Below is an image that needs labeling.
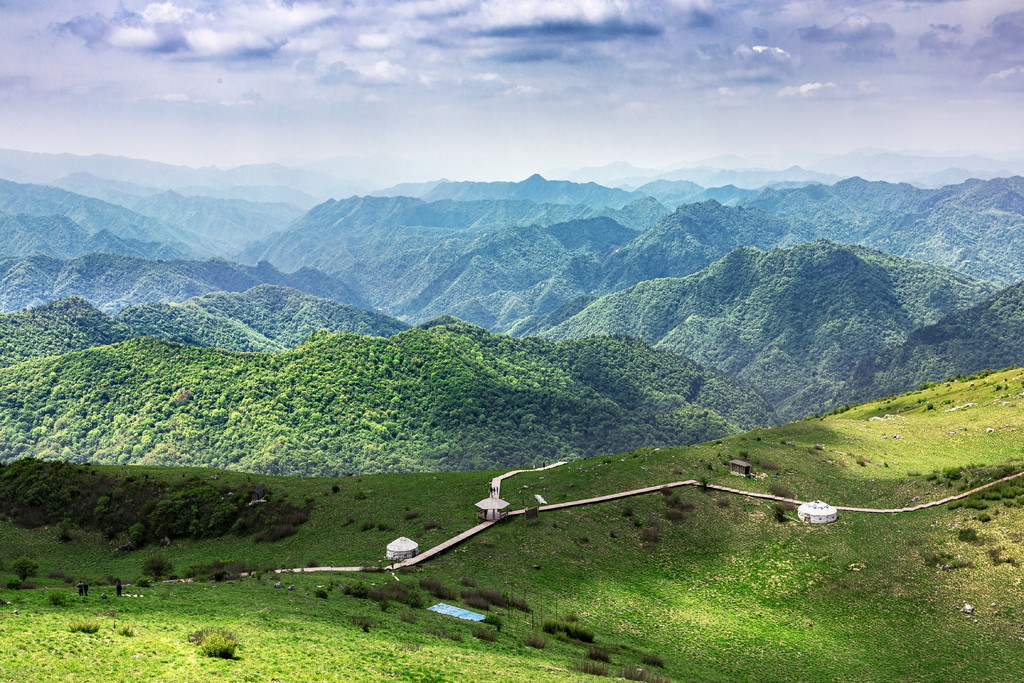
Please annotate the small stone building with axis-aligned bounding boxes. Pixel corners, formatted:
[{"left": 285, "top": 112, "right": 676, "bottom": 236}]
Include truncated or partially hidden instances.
[
  {"left": 797, "top": 500, "right": 838, "bottom": 524},
  {"left": 729, "top": 459, "right": 752, "bottom": 477},
  {"left": 386, "top": 537, "right": 419, "bottom": 561}
]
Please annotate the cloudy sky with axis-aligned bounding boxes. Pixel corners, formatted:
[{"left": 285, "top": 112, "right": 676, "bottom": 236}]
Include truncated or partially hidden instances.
[{"left": 1, "top": 0, "right": 1022, "bottom": 178}]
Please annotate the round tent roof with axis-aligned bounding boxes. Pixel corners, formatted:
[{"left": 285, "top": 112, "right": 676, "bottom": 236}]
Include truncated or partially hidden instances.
[
  {"left": 797, "top": 500, "right": 838, "bottom": 518},
  {"left": 386, "top": 536, "right": 419, "bottom": 552},
  {"left": 475, "top": 496, "right": 510, "bottom": 510}
]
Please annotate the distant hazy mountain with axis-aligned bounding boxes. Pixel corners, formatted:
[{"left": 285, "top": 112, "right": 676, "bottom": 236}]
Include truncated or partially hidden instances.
[
  {"left": 0, "top": 322, "right": 777, "bottom": 474},
  {"left": 372, "top": 174, "right": 643, "bottom": 209},
  {"left": 633, "top": 180, "right": 760, "bottom": 207},
  {"left": 844, "top": 282, "right": 1024, "bottom": 402},
  {"left": 744, "top": 176, "right": 1024, "bottom": 283},
  {"left": 0, "top": 179, "right": 208, "bottom": 258},
  {"left": 537, "top": 241, "right": 997, "bottom": 419},
  {"left": 808, "top": 151, "right": 1024, "bottom": 184},
  {"left": 118, "top": 285, "right": 407, "bottom": 352},
  {"left": 115, "top": 191, "right": 303, "bottom": 254},
  {"left": 0, "top": 212, "right": 186, "bottom": 261},
  {"left": 0, "top": 254, "right": 364, "bottom": 313}
]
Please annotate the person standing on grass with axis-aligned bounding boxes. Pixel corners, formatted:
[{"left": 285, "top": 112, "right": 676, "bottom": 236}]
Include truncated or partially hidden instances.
[
  {"left": 116, "top": 580, "right": 122, "bottom": 597},
  {"left": 83, "top": 582, "right": 89, "bottom": 596},
  {"left": 77, "top": 581, "right": 85, "bottom": 596}
]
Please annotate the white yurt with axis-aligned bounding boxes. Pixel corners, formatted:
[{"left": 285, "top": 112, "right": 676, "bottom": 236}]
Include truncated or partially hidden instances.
[
  {"left": 797, "top": 500, "right": 838, "bottom": 524},
  {"left": 386, "top": 537, "right": 419, "bottom": 560}
]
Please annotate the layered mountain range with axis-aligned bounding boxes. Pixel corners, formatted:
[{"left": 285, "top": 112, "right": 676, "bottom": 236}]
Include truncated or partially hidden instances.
[{"left": 0, "top": 153, "right": 1021, "bottom": 472}]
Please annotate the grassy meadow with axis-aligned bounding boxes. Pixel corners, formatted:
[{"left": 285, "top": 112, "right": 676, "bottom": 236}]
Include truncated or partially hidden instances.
[{"left": 1, "top": 368, "right": 1023, "bottom": 681}]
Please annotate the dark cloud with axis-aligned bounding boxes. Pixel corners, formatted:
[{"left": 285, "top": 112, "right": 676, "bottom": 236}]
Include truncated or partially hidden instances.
[
  {"left": 53, "top": 12, "right": 115, "bottom": 47},
  {"left": 479, "top": 18, "right": 663, "bottom": 42},
  {"left": 798, "top": 15, "right": 895, "bottom": 60},
  {"left": 686, "top": 9, "right": 716, "bottom": 29},
  {"left": 918, "top": 24, "right": 962, "bottom": 54},
  {"left": 971, "top": 10, "right": 1024, "bottom": 63},
  {"left": 490, "top": 46, "right": 567, "bottom": 63}
]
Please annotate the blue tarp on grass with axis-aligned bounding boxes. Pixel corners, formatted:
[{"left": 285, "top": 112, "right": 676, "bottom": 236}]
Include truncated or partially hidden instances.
[{"left": 428, "top": 603, "right": 486, "bottom": 621}]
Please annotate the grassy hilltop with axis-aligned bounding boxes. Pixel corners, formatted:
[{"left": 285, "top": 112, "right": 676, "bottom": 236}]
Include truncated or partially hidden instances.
[{"left": 1, "top": 368, "right": 1024, "bottom": 681}]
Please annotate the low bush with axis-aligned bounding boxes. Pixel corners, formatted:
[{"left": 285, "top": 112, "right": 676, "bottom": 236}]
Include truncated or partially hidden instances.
[
  {"left": 5, "top": 578, "right": 22, "bottom": 590},
  {"left": 958, "top": 528, "right": 979, "bottom": 543},
  {"left": 198, "top": 632, "right": 239, "bottom": 659},
  {"left": 48, "top": 591, "right": 69, "bottom": 606},
  {"left": 419, "top": 578, "right": 456, "bottom": 600},
  {"left": 117, "top": 624, "right": 135, "bottom": 637},
  {"left": 769, "top": 484, "right": 794, "bottom": 499},
  {"left": 428, "top": 628, "right": 462, "bottom": 642},
  {"left": 69, "top": 619, "right": 102, "bottom": 633},
  {"left": 573, "top": 659, "right": 608, "bottom": 676},
  {"left": 524, "top": 633, "right": 547, "bottom": 649},
  {"left": 587, "top": 646, "right": 611, "bottom": 662},
  {"left": 640, "top": 653, "right": 665, "bottom": 668},
  {"left": 473, "top": 628, "right": 496, "bottom": 642},
  {"left": 314, "top": 588, "right": 329, "bottom": 600},
  {"left": 483, "top": 613, "right": 502, "bottom": 631},
  {"left": 542, "top": 618, "right": 595, "bottom": 643}
]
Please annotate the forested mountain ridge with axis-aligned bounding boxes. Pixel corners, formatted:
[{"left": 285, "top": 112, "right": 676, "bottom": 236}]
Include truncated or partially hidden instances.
[
  {"left": 0, "top": 253, "right": 364, "bottom": 312},
  {"left": 0, "top": 178, "right": 208, "bottom": 258},
  {"left": 844, "top": 281, "right": 1024, "bottom": 401},
  {"left": 0, "top": 323, "right": 777, "bottom": 475},
  {"left": 538, "top": 241, "right": 997, "bottom": 419},
  {"left": 0, "top": 212, "right": 181, "bottom": 260},
  {"left": 118, "top": 285, "right": 408, "bottom": 352},
  {"left": 0, "top": 296, "right": 133, "bottom": 368},
  {"left": 743, "top": 176, "right": 1024, "bottom": 283}
]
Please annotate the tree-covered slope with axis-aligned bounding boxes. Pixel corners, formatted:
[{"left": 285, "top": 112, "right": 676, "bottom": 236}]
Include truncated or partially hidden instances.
[
  {"left": 0, "top": 323, "right": 776, "bottom": 475},
  {"left": 744, "top": 176, "right": 1024, "bottom": 283},
  {"left": 0, "top": 179, "right": 207, "bottom": 258},
  {"left": 117, "top": 285, "right": 408, "bottom": 352},
  {"left": 0, "top": 212, "right": 182, "bottom": 261},
  {"left": 0, "top": 254, "right": 364, "bottom": 313},
  {"left": 844, "top": 281, "right": 1024, "bottom": 401},
  {"left": 0, "top": 296, "right": 133, "bottom": 368},
  {"left": 540, "top": 241, "right": 997, "bottom": 419},
  {"left": 418, "top": 174, "right": 642, "bottom": 208}
]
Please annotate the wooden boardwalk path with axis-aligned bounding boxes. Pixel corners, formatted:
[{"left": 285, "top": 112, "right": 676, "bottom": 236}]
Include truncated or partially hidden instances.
[{"left": 276, "top": 465, "right": 1024, "bottom": 575}]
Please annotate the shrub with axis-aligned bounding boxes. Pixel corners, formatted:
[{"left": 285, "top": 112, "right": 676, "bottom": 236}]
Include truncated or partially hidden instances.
[
  {"left": 510, "top": 596, "right": 531, "bottom": 613},
  {"left": 621, "top": 664, "right": 652, "bottom": 681},
  {"left": 639, "top": 523, "right": 661, "bottom": 544},
  {"left": 117, "top": 624, "right": 135, "bottom": 637},
  {"left": 190, "top": 628, "right": 239, "bottom": 658},
  {"left": 462, "top": 592, "right": 491, "bottom": 610},
  {"left": 587, "top": 646, "right": 611, "bottom": 662},
  {"left": 542, "top": 618, "right": 595, "bottom": 643},
  {"left": 483, "top": 613, "right": 503, "bottom": 631},
  {"left": 772, "top": 502, "right": 795, "bottom": 523},
  {"left": 460, "top": 577, "right": 476, "bottom": 587},
  {"left": 12, "top": 556, "right": 38, "bottom": 581},
  {"left": 978, "top": 513, "right": 992, "bottom": 523},
  {"left": 640, "top": 653, "right": 665, "bottom": 668},
  {"left": 135, "top": 578, "right": 152, "bottom": 588},
  {"left": 769, "top": 484, "right": 793, "bottom": 499},
  {"left": 473, "top": 628, "right": 496, "bottom": 642},
  {"left": 5, "top": 578, "right": 22, "bottom": 590},
  {"left": 314, "top": 588, "right": 329, "bottom": 600},
  {"left": 524, "top": 633, "right": 547, "bottom": 649},
  {"left": 419, "top": 578, "right": 455, "bottom": 600},
  {"left": 142, "top": 553, "right": 173, "bottom": 579},
  {"left": 404, "top": 510, "right": 420, "bottom": 520},
  {"left": 343, "top": 581, "right": 369, "bottom": 598},
  {"left": 253, "top": 523, "right": 297, "bottom": 543},
  {"left": 48, "top": 591, "right": 69, "bottom": 606},
  {"left": 400, "top": 612, "right": 417, "bottom": 624},
  {"left": 573, "top": 659, "right": 608, "bottom": 676},
  {"left": 69, "top": 618, "right": 102, "bottom": 633},
  {"left": 428, "top": 628, "right": 462, "bottom": 641},
  {"left": 664, "top": 508, "right": 687, "bottom": 522},
  {"left": 958, "top": 528, "right": 979, "bottom": 543}
]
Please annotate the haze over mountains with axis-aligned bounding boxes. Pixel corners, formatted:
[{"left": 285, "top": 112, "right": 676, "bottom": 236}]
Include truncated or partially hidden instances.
[{"left": 0, "top": 146, "right": 1022, "bottom": 471}]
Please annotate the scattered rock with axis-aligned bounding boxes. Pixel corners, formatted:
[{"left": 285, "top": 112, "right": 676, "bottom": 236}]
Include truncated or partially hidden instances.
[
  {"left": 274, "top": 582, "right": 284, "bottom": 589},
  {"left": 101, "top": 593, "right": 108, "bottom": 599},
  {"left": 911, "top": 496, "right": 922, "bottom": 502},
  {"left": 960, "top": 603, "right": 975, "bottom": 614},
  {"left": 533, "top": 564, "right": 541, "bottom": 570},
  {"left": 288, "top": 585, "right": 296, "bottom": 591},
  {"left": 986, "top": 428, "right": 995, "bottom": 433}
]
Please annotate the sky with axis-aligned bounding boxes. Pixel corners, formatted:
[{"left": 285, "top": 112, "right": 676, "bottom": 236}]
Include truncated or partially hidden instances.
[{"left": 1, "top": 0, "right": 1023, "bottom": 179}]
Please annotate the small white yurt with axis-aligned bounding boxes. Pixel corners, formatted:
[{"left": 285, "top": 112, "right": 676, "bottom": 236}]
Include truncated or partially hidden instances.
[
  {"left": 797, "top": 500, "right": 838, "bottom": 524},
  {"left": 386, "top": 536, "right": 419, "bottom": 560}
]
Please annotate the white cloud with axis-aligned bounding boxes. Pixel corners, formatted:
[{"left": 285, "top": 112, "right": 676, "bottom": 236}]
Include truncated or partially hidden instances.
[
  {"left": 357, "top": 60, "right": 408, "bottom": 84},
  {"left": 983, "top": 65, "right": 1024, "bottom": 89},
  {"left": 356, "top": 33, "right": 394, "bottom": 50},
  {"left": 777, "top": 81, "right": 838, "bottom": 98}
]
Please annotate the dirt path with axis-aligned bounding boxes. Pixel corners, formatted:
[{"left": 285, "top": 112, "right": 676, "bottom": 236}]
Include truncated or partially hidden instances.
[{"left": 276, "top": 466, "right": 1024, "bottom": 575}]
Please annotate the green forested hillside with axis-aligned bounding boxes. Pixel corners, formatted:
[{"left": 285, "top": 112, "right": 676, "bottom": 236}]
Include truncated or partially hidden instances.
[
  {"left": 0, "top": 296, "right": 133, "bottom": 368},
  {"left": 0, "top": 253, "right": 364, "bottom": 312},
  {"left": 0, "top": 212, "right": 181, "bottom": 260},
  {"left": 845, "top": 282, "right": 1024, "bottom": 400},
  {"left": 0, "top": 179, "right": 207, "bottom": 258},
  {"left": 540, "top": 241, "right": 996, "bottom": 418},
  {"left": 0, "top": 323, "right": 776, "bottom": 475},
  {"left": 418, "top": 174, "right": 642, "bottom": 208},
  {"left": 117, "top": 285, "right": 408, "bottom": 352},
  {"left": 744, "top": 176, "right": 1024, "bottom": 283}
]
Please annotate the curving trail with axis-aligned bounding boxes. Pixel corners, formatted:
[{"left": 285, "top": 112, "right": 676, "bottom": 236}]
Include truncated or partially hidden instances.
[{"left": 275, "top": 465, "right": 1024, "bottom": 575}]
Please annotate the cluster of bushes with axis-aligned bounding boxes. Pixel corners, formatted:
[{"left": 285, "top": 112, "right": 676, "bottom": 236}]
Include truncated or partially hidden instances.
[
  {"left": 343, "top": 580, "right": 425, "bottom": 610},
  {"left": 542, "top": 618, "right": 595, "bottom": 643},
  {"left": 0, "top": 460, "right": 311, "bottom": 548},
  {"left": 189, "top": 628, "right": 240, "bottom": 659}
]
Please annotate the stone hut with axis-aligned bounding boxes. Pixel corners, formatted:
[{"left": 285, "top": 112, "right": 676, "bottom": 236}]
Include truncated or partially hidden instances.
[{"left": 729, "top": 459, "right": 752, "bottom": 477}]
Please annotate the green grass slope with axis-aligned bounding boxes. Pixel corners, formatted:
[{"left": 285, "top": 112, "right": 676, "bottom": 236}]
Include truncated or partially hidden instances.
[
  {"left": 0, "top": 322, "right": 776, "bottom": 475},
  {"left": 2, "top": 369, "right": 1024, "bottom": 681},
  {"left": 845, "top": 281, "right": 1024, "bottom": 402},
  {"left": 539, "top": 241, "right": 996, "bottom": 420}
]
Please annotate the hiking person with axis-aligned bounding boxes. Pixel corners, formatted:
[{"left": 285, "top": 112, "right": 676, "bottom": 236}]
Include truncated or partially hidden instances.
[
  {"left": 115, "top": 580, "right": 122, "bottom": 597},
  {"left": 77, "top": 581, "right": 85, "bottom": 596}
]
